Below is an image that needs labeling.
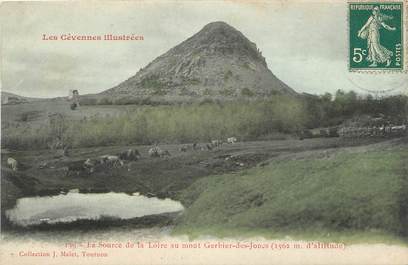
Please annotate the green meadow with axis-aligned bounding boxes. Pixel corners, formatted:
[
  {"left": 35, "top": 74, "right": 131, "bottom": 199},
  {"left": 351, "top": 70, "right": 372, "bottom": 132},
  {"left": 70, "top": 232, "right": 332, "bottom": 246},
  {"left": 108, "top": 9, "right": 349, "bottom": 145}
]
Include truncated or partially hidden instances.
[{"left": 175, "top": 144, "right": 408, "bottom": 244}]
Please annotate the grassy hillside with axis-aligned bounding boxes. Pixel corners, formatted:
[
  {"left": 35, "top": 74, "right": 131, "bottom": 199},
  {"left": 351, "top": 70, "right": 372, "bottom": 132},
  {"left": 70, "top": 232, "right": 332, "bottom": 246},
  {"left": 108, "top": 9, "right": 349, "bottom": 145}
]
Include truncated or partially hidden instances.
[
  {"left": 3, "top": 93, "right": 407, "bottom": 150},
  {"left": 2, "top": 97, "right": 305, "bottom": 150},
  {"left": 175, "top": 142, "right": 408, "bottom": 242}
]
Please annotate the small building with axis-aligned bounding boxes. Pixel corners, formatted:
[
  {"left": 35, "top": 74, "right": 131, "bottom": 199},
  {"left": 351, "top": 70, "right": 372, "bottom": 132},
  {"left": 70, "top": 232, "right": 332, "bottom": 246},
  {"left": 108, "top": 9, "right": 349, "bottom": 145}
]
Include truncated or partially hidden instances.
[{"left": 68, "top": 89, "right": 80, "bottom": 110}]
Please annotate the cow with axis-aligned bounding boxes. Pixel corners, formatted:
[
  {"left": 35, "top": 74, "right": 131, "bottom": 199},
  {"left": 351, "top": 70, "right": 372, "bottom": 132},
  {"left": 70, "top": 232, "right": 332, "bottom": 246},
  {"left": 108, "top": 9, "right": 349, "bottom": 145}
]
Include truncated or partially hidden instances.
[
  {"left": 62, "top": 145, "right": 70, "bottom": 157},
  {"left": 148, "top": 146, "right": 161, "bottom": 157},
  {"left": 7, "top": 157, "right": 18, "bottom": 171},
  {"left": 105, "top": 155, "right": 124, "bottom": 167},
  {"left": 227, "top": 137, "right": 237, "bottom": 144},
  {"left": 99, "top": 155, "right": 124, "bottom": 167},
  {"left": 158, "top": 149, "right": 171, "bottom": 157},
  {"left": 179, "top": 145, "right": 188, "bottom": 152},
  {"left": 391, "top": 125, "right": 407, "bottom": 131},
  {"left": 83, "top": 158, "right": 96, "bottom": 173},
  {"left": 211, "top": 140, "right": 222, "bottom": 147},
  {"left": 149, "top": 146, "right": 171, "bottom": 157},
  {"left": 118, "top": 149, "right": 141, "bottom": 161},
  {"left": 64, "top": 160, "right": 88, "bottom": 177}
]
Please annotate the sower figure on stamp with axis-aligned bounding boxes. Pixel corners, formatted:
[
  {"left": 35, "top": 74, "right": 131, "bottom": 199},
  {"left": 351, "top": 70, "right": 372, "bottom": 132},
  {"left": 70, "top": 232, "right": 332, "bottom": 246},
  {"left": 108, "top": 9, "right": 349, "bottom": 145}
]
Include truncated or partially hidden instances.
[{"left": 358, "top": 6, "right": 396, "bottom": 67}]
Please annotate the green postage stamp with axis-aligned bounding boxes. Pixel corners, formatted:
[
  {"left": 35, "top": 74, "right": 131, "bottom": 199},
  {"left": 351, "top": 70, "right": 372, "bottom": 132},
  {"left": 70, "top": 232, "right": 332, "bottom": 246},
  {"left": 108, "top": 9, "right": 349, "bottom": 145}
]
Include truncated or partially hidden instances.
[{"left": 349, "top": 1, "right": 405, "bottom": 71}]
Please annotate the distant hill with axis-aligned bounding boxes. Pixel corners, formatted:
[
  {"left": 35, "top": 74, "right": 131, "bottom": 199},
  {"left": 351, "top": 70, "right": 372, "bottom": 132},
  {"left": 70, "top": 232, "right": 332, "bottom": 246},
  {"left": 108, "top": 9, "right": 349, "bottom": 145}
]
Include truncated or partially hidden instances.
[
  {"left": 1, "top": 91, "right": 42, "bottom": 105},
  {"left": 101, "top": 21, "right": 296, "bottom": 101},
  {"left": 1, "top": 91, "right": 65, "bottom": 105}
]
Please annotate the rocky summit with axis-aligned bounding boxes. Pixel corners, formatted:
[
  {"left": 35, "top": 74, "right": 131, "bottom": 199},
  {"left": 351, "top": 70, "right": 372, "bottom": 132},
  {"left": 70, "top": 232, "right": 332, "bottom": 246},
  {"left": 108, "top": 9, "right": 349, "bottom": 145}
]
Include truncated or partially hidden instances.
[{"left": 102, "top": 21, "right": 296, "bottom": 100}]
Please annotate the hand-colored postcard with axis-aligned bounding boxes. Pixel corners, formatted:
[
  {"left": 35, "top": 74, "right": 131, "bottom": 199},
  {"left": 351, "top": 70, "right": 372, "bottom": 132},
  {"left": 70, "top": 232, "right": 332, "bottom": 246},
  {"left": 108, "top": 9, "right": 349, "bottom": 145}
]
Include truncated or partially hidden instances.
[{"left": 1, "top": 0, "right": 407, "bottom": 264}]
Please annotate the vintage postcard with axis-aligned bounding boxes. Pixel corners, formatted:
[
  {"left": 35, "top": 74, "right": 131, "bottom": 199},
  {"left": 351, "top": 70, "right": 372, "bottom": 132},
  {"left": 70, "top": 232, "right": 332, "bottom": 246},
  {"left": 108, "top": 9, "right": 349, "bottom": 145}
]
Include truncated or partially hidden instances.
[{"left": 1, "top": 0, "right": 408, "bottom": 264}]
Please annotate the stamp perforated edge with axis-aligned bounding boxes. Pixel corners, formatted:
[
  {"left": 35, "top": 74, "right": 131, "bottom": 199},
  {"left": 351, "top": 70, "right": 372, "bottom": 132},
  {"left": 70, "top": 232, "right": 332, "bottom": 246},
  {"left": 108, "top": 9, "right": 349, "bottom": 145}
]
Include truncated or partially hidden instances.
[{"left": 347, "top": 0, "right": 408, "bottom": 73}]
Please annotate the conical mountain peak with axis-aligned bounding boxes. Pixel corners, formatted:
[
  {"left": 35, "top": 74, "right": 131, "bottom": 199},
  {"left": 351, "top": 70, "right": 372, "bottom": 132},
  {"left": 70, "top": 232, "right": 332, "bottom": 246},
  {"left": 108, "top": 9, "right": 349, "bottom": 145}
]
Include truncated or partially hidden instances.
[{"left": 102, "top": 21, "right": 296, "bottom": 100}]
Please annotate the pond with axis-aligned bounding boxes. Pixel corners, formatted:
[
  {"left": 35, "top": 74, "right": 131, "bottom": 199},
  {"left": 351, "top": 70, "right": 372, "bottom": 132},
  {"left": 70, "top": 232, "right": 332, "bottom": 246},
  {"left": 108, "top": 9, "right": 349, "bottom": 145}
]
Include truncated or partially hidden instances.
[{"left": 5, "top": 191, "right": 184, "bottom": 227}]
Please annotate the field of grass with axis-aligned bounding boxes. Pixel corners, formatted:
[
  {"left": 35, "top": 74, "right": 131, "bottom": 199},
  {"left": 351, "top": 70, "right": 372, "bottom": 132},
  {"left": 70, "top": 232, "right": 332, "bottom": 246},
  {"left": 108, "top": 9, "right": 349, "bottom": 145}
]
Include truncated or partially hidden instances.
[
  {"left": 174, "top": 143, "right": 408, "bottom": 243},
  {"left": 3, "top": 96, "right": 408, "bottom": 244},
  {"left": 2, "top": 97, "right": 305, "bottom": 150}
]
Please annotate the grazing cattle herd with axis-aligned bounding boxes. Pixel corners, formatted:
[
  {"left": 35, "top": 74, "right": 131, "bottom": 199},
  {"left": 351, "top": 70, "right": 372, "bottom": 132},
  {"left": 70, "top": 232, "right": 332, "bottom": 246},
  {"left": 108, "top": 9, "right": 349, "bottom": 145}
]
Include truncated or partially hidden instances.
[
  {"left": 338, "top": 124, "right": 407, "bottom": 138},
  {"left": 5, "top": 122, "right": 408, "bottom": 175},
  {"left": 5, "top": 137, "right": 240, "bottom": 176}
]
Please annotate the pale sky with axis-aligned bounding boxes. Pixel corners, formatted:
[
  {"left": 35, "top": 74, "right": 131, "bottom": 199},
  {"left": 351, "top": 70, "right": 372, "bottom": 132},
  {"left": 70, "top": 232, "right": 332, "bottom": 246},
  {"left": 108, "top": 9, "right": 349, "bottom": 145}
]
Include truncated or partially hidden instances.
[{"left": 1, "top": 0, "right": 407, "bottom": 98}]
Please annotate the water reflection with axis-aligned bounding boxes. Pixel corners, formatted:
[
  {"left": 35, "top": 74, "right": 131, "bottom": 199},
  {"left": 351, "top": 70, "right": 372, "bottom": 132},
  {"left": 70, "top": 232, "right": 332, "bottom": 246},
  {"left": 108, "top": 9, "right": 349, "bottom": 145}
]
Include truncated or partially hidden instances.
[{"left": 6, "top": 191, "right": 184, "bottom": 227}]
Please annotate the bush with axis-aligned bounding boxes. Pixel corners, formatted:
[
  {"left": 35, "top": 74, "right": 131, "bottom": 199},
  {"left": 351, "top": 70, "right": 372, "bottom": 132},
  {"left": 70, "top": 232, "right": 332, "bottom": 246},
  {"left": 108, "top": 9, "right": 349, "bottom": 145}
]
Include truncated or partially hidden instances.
[
  {"left": 241, "top": 88, "right": 254, "bottom": 97},
  {"left": 2, "top": 97, "right": 307, "bottom": 150}
]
